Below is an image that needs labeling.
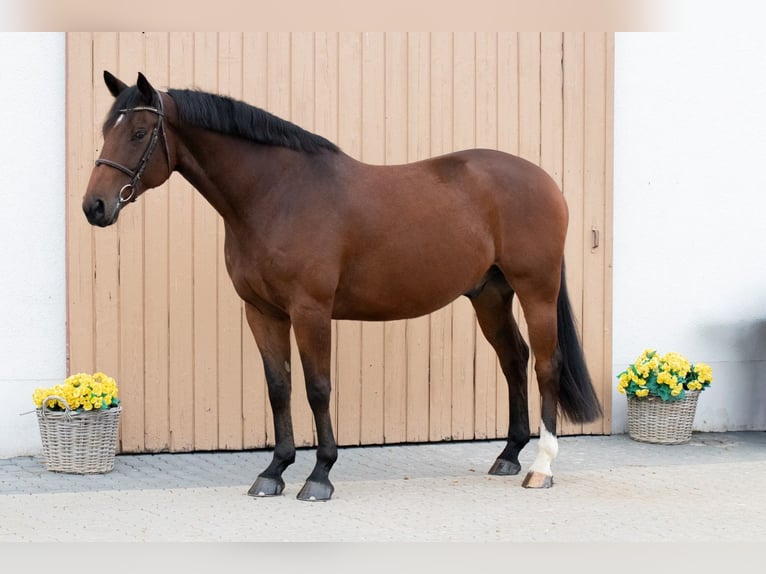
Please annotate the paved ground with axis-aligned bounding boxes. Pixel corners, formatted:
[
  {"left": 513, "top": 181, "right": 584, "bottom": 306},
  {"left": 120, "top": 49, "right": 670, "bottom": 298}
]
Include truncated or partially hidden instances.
[{"left": 1, "top": 431, "right": 765, "bottom": 542}]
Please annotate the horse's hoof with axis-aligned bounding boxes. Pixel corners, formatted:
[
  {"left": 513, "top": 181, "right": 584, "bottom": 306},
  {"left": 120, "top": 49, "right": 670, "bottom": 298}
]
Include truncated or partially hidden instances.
[
  {"left": 521, "top": 471, "right": 553, "bottom": 488},
  {"left": 488, "top": 458, "right": 522, "bottom": 476},
  {"left": 296, "top": 480, "right": 334, "bottom": 502},
  {"left": 247, "top": 475, "right": 285, "bottom": 497}
]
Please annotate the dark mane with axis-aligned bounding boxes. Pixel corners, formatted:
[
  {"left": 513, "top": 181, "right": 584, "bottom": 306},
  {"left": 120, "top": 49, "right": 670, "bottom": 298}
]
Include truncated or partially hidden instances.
[
  {"left": 105, "top": 86, "right": 339, "bottom": 154},
  {"left": 168, "top": 89, "right": 339, "bottom": 154}
]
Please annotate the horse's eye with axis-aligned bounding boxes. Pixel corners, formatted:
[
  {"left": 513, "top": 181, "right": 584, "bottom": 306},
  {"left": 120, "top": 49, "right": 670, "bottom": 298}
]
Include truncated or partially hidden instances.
[{"left": 133, "top": 129, "right": 147, "bottom": 141}]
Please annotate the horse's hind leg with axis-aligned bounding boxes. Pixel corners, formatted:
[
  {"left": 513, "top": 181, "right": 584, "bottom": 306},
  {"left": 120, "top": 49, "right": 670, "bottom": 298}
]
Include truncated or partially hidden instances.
[
  {"left": 245, "top": 304, "right": 296, "bottom": 497},
  {"left": 468, "top": 268, "right": 531, "bottom": 477},
  {"left": 513, "top": 274, "right": 563, "bottom": 489}
]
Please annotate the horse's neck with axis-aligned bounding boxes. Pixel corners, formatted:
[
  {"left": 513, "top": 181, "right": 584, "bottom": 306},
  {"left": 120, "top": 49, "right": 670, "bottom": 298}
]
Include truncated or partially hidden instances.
[{"left": 173, "top": 126, "right": 310, "bottom": 225}]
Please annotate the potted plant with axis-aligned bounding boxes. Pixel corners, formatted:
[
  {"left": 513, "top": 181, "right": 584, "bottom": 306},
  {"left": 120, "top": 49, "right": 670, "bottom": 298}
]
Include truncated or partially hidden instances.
[
  {"left": 617, "top": 350, "right": 713, "bottom": 444},
  {"left": 32, "top": 372, "right": 122, "bottom": 474}
]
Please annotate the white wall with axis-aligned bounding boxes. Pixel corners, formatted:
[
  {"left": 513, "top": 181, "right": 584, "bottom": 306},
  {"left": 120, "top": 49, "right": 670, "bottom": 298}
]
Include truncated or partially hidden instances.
[
  {"left": 0, "top": 33, "right": 66, "bottom": 457},
  {"left": 2, "top": 32, "right": 765, "bottom": 458},
  {"left": 612, "top": 32, "right": 766, "bottom": 432}
]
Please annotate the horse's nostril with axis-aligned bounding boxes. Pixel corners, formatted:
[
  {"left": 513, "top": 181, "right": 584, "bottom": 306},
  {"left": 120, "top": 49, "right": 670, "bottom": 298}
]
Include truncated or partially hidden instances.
[{"left": 83, "top": 197, "right": 109, "bottom": 226}]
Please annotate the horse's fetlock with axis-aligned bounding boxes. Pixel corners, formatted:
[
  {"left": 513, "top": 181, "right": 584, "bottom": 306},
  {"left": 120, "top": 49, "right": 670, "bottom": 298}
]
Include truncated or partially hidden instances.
[{"left": 274, "top": 444, "right": 296, "bottom": 465}]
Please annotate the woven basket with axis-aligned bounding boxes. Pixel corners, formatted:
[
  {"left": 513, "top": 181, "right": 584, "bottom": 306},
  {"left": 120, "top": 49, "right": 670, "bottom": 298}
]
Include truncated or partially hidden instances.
[
  {"left": 36, "top": 395, "right": 121, "bottom": 474},
  {"left": 627, "top": 390, "right": 700, "bottom": 445}
]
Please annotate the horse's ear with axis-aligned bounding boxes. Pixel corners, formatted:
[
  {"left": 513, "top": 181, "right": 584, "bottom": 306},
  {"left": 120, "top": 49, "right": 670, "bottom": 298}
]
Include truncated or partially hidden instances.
[
  {"left": 136, "top": 72, "right": 155, "bottom": 103},
  {"left": 103, "top": 70, "right": 128, "bottom": 98}
]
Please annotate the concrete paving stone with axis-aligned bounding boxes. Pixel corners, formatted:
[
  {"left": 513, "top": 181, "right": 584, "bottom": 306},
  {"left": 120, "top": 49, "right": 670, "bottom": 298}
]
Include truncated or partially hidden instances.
[{"left": 1, "top": 431, "right": 765, "bottom": 541}]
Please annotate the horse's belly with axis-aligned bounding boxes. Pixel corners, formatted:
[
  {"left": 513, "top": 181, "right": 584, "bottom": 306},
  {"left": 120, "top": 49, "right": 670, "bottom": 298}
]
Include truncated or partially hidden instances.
[{"left": 331, "top": 252, "right": 491, "bottom": 321}]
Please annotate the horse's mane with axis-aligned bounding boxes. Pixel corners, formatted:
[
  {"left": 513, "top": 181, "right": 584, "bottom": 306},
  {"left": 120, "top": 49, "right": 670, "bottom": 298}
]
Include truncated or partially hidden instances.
[
  {"left": 170, "top": 89, "right": 340, "bottom": 154},
  {"left": 106, "top": 86, "right": 339, "bottom": 154}
]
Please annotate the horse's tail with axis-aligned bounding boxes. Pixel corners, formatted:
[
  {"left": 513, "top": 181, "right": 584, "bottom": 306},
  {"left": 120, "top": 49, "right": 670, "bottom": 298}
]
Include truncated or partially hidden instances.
[{"left": 556, "top": 260, "right": 603, "bottom": 423}]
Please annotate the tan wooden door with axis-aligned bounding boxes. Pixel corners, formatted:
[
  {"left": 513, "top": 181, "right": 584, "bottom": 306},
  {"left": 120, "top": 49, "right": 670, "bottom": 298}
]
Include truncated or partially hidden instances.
[{"left": 66, "top": 32, "right": 613, "bottom": 453}]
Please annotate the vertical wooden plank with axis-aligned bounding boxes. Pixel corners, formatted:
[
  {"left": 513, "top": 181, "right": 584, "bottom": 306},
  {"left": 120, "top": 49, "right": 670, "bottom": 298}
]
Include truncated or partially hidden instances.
[
  {"left": 517, "top": 32, "right": 541, "bottom": 436},
  {"left": 474, "top": 32, "right": 498, "bottom": 440},
  {"left": 494, "top": 32, "right": 519, "bottom": 439},
  {"left": 562, "top": 32, "right": 587, "bottom": 437},
  {"left": 216, "top": 32, "right": 244, "bottom": 450},
  {"left": 405, "top": 32, "right": 431, "bottom": 442},
  {"left": 241, "top": 32, "right": 270, "bottom": 449},
  {"left": 542, "top": 32, "right": 579, "bottom": 436},
  {"left": 451, "top": 31, "right": 476, "bottom": 440},
  {"left": 382, "top": 32, "right": 408, "bottom": 444},
  {"left": 290, "top": 31, "right": 317, "bottom": 447},
  {"left": 541, "top": 33, "right": 564, "bottom": 188},
  {"left": 66, "top": 32, "right": 95, "bottom": 376},
  {"left": 142, "top": 32, "right": 171, "bottom": 452},
  {"left": 582, "top": 32, "right": 610, "bottom": 435},
  {"left": 517, "top": 33, "right": 542, "bottom": 165},
  {"left": 428, "top": 32, "right": 453, "bottom": 441},
  {"left": 92, "top": 32, "right": 121, "bottom": 393},
  {"left": 167, "top": 32, "right": 196, "bottom": 452},
  {"left": 113, "top": 32, "right": 145, "bottom": 453},
  {"left": 192, "top": 32, "right": 220, "bottom": 451},
  {"left": 497, "top": 33, "right": 520, "bottom": 156},
  {"left": 336, "top": 32, "right": 363, "bottom": 445},
  {"left": 314, "top": 32, "right": 340, "bottom": 443},
  {"left": 360, "top": 32, "right": 386, "bottom": 445}
]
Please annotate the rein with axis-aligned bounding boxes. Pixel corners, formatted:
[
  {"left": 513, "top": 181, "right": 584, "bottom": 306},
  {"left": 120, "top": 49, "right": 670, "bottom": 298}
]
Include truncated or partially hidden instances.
[{"left": 94, "top": 91, "right": 172, "bottom": 204}]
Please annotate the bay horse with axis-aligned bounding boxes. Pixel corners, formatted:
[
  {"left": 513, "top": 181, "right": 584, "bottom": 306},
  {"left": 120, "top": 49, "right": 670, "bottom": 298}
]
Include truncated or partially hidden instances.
[{"left": 83, "top": 71, "right": 602, "bottom": 501}]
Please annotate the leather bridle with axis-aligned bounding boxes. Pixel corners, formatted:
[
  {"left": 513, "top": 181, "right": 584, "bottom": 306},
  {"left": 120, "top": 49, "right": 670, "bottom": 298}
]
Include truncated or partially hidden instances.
[{"left": 94, "top": 90, "right": 172, "bottom": 204}]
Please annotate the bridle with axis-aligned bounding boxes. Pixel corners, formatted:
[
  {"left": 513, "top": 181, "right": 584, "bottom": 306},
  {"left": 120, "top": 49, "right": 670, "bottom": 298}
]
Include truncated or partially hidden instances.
[{"left": 94, "top": 90, "right": 172, "bottom": 204}]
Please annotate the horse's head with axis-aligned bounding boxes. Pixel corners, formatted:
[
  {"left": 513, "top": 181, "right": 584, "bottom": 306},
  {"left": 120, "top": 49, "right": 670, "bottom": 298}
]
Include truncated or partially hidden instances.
[{"left": 83, "top": 71, "right": 174, "bottom": 227}]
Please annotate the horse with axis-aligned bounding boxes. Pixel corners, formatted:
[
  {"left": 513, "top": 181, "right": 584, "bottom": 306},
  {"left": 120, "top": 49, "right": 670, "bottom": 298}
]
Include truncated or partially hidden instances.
[{"left": 82, "top": 71, "right": 602, "bottom": 501}]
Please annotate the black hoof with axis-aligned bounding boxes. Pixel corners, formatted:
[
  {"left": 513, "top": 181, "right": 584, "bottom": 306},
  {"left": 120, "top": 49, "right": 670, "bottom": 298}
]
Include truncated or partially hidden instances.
[
  {"left": 248, "top": 475, "right": 285, "bottom": 497},
  {"left": 297, "top": 479, "right": 334, "bottom": 502},
  {"left": 488, "top": 458, "right": 522, "bottom": 476}
]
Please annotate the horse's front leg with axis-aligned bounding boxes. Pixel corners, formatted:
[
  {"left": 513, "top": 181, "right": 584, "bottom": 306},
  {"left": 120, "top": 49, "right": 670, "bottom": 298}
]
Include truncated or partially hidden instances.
[
  {"left": 290, "top": 304, "right": 337, "bottom": 501},
  {"left": 244, "top": 303, "right": 296, "bottom": 497}
]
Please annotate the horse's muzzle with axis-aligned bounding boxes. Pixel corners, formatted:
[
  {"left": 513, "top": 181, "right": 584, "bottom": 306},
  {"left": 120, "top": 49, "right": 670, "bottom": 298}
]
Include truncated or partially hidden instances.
[{"left": 83, "top": 196, "right": 119, "bottom": 227}]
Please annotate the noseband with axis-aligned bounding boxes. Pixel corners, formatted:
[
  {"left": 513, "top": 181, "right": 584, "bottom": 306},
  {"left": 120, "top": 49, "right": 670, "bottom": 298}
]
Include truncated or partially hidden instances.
[{"left": 94, "top": 90, "right": 172, "bottom": 204}]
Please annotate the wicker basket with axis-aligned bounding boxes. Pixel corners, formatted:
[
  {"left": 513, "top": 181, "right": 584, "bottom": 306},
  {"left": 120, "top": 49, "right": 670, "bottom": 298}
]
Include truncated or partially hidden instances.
[
  {"left": 36, "top": 395, "right": 121, "bottom": 474},
  {"left": 627, "top": 390, "right": 700, "bottom": 445}
]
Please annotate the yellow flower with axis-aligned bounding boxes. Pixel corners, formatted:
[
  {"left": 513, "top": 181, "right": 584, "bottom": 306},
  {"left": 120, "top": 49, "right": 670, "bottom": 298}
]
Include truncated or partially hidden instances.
[
  {"left": 693, "top": 363, "right": 713, "bottom": 384},
  {"left": 33, "top": 372, "right": 119, "bottom": 412},
  {"left": 618, "top": 350, "right": 712, "bottom": 402},
  {"left": 657, "top": 371, "right": 676, "bottom": 386}
]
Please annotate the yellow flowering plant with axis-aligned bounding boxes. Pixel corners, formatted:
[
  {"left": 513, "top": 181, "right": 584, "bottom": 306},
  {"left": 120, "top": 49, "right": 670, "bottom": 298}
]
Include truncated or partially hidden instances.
[
  {"left": 617, "top": 350, "right": 713, "bottom": 402},
  {"left": 33, "top": 372, "right": 120, "bottom": 412}
]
